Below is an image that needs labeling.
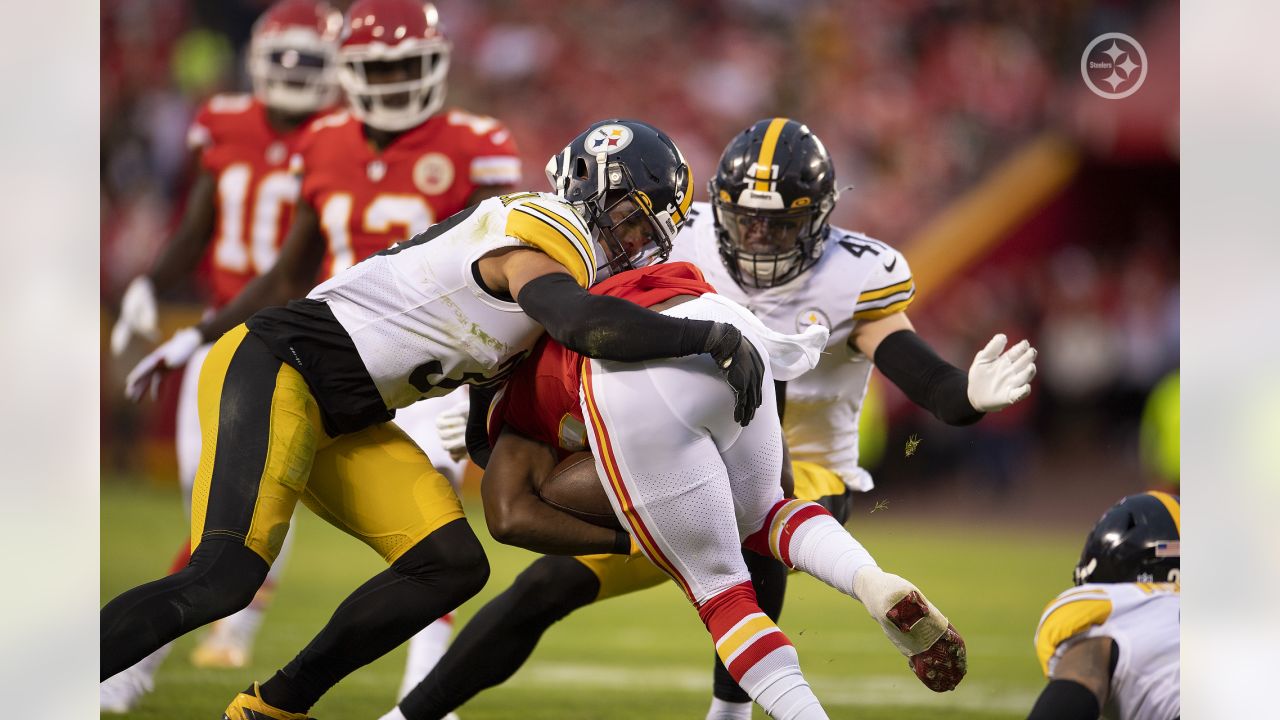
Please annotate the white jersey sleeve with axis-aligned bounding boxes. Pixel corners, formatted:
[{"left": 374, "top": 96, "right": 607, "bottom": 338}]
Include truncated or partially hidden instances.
[
  {"left": 307, "top": 192, "right": 594, "bottom": 412},
  {"left": 1035, "top": 582, "right": 1180, "bottom": 720}
]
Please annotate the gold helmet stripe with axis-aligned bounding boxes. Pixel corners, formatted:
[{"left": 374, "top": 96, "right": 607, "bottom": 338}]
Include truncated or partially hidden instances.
[
  {"left": 1145, "top": 490, "right": 1181, "bottom": 535},
  {"left": 673, "top": 162, "right": 695, "bottom": 225},
  {"left": 752, "top": 117, "right": 791, "bottom": 191}
]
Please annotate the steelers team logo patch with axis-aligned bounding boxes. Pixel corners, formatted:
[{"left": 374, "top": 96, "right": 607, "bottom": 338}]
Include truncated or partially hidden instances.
[
  {"left": 584, "top": 124, "right": 634, "bottom": 155},
  {"left": 796, "top": 308, "right": 830, "bottom": 333},
  {"left": 413, "top": 152, "right": 455, "bottom": 195}
]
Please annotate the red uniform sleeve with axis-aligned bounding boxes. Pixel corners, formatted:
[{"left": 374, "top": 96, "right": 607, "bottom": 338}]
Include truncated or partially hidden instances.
[{"left": 453, "top": 112, "right": 522, "bottom": 187}]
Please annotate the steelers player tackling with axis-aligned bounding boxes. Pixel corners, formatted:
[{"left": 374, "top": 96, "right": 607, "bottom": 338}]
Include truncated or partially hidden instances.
[
  {"left": 398, "top": 118, "right": 1038, "bottom": 720},
  {"left": 1029, "top": 492, "right": 1180, "bottom": 720},
  {"left": 101, "top": 119, "right": 767, "bottom": 720}
]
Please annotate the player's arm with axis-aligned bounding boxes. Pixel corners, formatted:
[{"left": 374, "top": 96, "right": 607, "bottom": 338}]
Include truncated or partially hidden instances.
[
  {"left": 853, "top": 311, "right": 1036, "bottom": 425},
  {"left": 123, "top": 200, "right": 326, "bottom": 402},
  {"left": 1026, "top": 637, "right": 1115, "bottom": 720},
  {"left": 110, "top": 165, "right": 216, "bottom": 356},
  {"left": 482, "top": 427, "right": 631, "bottom": 556},
  {"left": 489, "top": 249, "right": 765, "bottom": 426}
]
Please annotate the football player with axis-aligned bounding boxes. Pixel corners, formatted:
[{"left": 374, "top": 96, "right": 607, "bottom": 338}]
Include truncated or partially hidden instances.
[
  {"left": 119, "top": 0, "right": 523, "bottom": 704},
  {"left": 102, "top": 0, "right": 341, "bottom": 711},
  {"left": 394, "top": 118, "right": 1036, "bottom": 720},
  {"left": 101, "top": 118, "right": 767, "bottom": 720},
  {"left": 391, "top": 259, "right": 965, "bottom": 720},
  {"left": 1028, "top": 492, "right": 1180, "bottom": 720}
]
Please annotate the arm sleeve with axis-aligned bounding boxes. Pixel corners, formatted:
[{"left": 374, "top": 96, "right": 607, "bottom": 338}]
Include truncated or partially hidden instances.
[
  {"left": 873, "top": 329, "right": 983, "bottom": 426},
  {"left": 1026, "top": 679, "right": 1101, "bottom": 720},
  {"left": 517, "top": 273, "right": 715, "bottom": 362},
  {"left": 465, "top": 384, "right": 499, "bottom": 470}
]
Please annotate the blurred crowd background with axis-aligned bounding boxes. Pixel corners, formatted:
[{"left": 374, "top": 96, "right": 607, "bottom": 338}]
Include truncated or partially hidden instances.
[{"left": 100, "top": 0, "right": 1179, "bottom": 524}]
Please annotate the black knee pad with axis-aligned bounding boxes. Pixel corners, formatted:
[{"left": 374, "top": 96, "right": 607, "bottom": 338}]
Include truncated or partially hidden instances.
[
  {"left": 393, "top": 520, "right": 491, "bottom": 600},
  {"left": 181, "top": 539, "right": 269, "bottom": 625}
]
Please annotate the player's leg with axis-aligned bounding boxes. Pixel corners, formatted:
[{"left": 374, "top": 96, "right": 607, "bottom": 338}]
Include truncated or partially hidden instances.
[
  {"left": 101, "top": 326, "right": 311, "bottom": 680},
  {"left": 388, "top": 392, "right": 470, "bottom": 700},
  {"left": 238, "top": 422, "right": 486, "bottom": 716},
  {"left": 581, "top": 356, "right": 826, "bottom": 720},
  {"left": 707, "top": 549, "right": 788, "bottom": 720}
]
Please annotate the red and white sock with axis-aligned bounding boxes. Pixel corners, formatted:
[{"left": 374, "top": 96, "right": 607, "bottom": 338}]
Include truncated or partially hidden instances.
[
  {"left": 698, "top": 582, "right": 827, "bottom": 720},
  {"left": 744, "top": 499, "right": 876, "bottom": 599}
]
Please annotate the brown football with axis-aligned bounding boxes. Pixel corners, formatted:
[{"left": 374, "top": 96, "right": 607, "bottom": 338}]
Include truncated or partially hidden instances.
[{"left": 535, "top": 451, "right": 623, "bottom": 531}]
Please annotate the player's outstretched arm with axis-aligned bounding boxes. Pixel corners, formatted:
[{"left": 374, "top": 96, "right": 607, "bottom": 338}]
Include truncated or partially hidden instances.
[
  {"left": 855, "top": 312, "right": 1036, "bottom": 425},
  {"left": 494, "top": 249, "right": 765, "bottom": 425},
  {"left": 1026, "top": 636, "right": 1113, "bottom": 719},
  {"left": 482, "top": 428, "right": 630, "bottom": 556},
  {"left": 110, "top": 169, "right": 216, "bottom": 356}
]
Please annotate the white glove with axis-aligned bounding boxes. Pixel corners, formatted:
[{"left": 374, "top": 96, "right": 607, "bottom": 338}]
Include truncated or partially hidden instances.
[
  {"left": 966, "top": 333, "right": 1037, "bottom": 412},
  {"left": 435, "top": 399, "right": 471, "bottom": 463},
  {"left": 125, "top": 327, "right": 203, "bottom": 403},
  {"left": 110, "top": 276, "right": 159, "bottom": 356}
]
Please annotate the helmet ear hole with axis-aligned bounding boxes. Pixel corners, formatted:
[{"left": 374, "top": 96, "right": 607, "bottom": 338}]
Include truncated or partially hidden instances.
[{"left": 573, "top": 157, "right": 591, "bottom": 181}]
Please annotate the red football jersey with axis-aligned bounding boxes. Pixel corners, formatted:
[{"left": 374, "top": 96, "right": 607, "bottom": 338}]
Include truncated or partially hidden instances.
[
  {"left": 188, "top": 94, "right": 316, "bottom": 308},
  {"left": 489, "top": 262, "right": 717, "bottom": 458},
  {"left": 292, "top": 107, "right": 521, "bottom": 278}
]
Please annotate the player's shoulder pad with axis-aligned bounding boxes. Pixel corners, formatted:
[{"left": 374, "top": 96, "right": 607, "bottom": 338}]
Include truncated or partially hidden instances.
[
  {"left": 501, "top": 192, "right": 596, "bottom": 288},
  {"left": 1034, "top": 584, "right": 1115, "bottom": 676},
  {"left": 833, "top": 229, "right": 915, "bottom": 322},
  {"left": 443, "top": 108, "right": 521, "bottom": 185},
  {"left": 203, "top": 93, "right": 255, "bottom": 115},
  {"left": 189, "top": 94, "right": 255, "bottom": 150}
]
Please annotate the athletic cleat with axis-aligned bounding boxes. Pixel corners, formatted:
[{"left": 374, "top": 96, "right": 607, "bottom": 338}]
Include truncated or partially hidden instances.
[
  {"left": 192, "top": 625, "right": 252, "bottom": 669},
  {"left": 222, "top": 682, "right": 314, "bottom": 720},
  {"left": 100, "top": 665, "right": 154, "bottom": 713},
  {"left": 907, "top": 623, "right": 967, "bottom": 693}
]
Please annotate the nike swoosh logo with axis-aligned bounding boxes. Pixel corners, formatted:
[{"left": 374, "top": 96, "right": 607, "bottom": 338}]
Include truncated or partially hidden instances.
[{"left": 884, "top": 257, "right": 897, "bottom": 272}]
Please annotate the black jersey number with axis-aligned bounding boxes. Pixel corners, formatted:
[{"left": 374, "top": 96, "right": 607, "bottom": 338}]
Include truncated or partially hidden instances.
[
  {"left": 408, "top": 350, "right": 529, "bottom": 397},
  {"left": 838, "top": 237, "right": 881, "bottom": 258}
]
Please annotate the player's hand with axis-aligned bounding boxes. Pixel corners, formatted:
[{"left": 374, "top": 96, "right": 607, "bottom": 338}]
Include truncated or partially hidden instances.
[
  {"left": 704, "top": 322, "right": 765, "bottom": 426},
  {"left": 436, "top": 399, "right": 470, "bottom": 462},
  {"left": 124, "top": 327, "right": 203, "bottom": 403},
  {"left": 966, "top": 333, "right": 1037, "bottom": 412},
  {"left": 110, "top": 276, "right": 159, "bottom": 356}
]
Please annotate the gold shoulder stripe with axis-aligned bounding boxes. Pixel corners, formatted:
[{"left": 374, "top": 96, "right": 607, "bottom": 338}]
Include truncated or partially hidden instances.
[
  {"left": 1035, "top": 597, "right": 1112, "bottom": 676},
  {"left": 520, "top": 201, "right": 594, "bottom": 268},
  {"left": 858, "top": 278, "right": 915, "bottom": 303},
  {"left": 506, "top": 207, "right": 593, "bottom": 287},
  {"left": 853, "top": 294, "right": 915, "bottom": 321}
]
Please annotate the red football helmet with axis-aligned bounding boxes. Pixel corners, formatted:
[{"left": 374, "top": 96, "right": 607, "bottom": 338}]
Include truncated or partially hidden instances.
[
  {"left": 247, "top": 0, "right": 343, "bottom": 114},
  {"left": 338, "top": 0, "right": 451, "bottom": 132}
]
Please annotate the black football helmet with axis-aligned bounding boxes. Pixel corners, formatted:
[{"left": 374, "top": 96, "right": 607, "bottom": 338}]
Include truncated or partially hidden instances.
[
  {"left": 546, "top": 119, "right": 693, "bottom": 278},
  {"left": 1074, "top": 491, "right": 1180, "bottom": 585},
  {"left": 710, "top": 118, "right": 838, "bottom": 288}
]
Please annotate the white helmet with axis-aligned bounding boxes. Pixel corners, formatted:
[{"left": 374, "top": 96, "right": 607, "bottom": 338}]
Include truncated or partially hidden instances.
[
  {"left": 337, "top": 0, "right": 451, "bottom": 132},
  {"left": 247, "top": 0, "right": 343, "bottom": 115}
]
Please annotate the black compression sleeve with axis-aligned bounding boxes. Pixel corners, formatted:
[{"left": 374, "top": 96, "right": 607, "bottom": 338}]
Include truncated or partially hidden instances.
[
  {"left": 1026, "top": 679, "right": 1101, "bottom": 720},
  {"left": 873, "top": 329, "right": 984, "bottom": 426},
  {"left": 465, "top": 384, "right": 498, "bottom": 469},
  {"left": 517, "top": 273, "right": 714, "bottom": 361}
]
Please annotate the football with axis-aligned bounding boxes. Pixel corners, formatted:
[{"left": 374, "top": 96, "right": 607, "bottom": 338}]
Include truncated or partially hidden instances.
[{"left": 535, "top": 451, "right": 623, "bottom": 531}]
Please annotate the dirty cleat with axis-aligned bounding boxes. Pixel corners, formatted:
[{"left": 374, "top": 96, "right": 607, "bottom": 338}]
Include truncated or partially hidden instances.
[
  {"left": 907, "top": 623, "right": 967, "bottom": 692},
  {"left": 853, "top": 567, "right": 968, "bottom": 691},
  {"left": 222, "top": 682, "right": 314, "bottom": 720}
]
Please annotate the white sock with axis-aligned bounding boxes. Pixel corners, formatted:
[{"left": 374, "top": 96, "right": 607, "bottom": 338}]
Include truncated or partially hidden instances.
[
  {"left": 706, "top": 696, "right": 753, "bottom": 720},
  {"left": 377, "top": 707, "right": 408, "bottom": 720},
  {"left": 134, "top": 641, "right": 171, "bottom": 683},
  {"left": 398, "top": 613, "right": 455, "bottom": 700},
  {"left": 769, "top": 501, "right": 876, "bottom": 598},
  {"left": 754, "top": 669, "right": 827, "bottom": 720}
]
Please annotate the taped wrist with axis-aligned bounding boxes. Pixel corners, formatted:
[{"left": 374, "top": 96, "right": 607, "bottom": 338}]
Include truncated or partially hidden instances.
[
  {"left": 873, "top": 329, "right": 983, "bottom": 426},
  {"left": 517, "top": 273, "right": 712, "bottom": 361},
  {"left": 1027, "top": 679, "right": 1101, "bottom": 720}
]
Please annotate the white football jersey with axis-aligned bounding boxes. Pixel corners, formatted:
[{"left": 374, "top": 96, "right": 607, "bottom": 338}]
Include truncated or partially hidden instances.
[
  {"left": 1035, "top": 582, "right": 1180, "bottom": 720},
  {"left": 668, "top": 202, "right": 914, "bottom": 490},
  {"left": 308, "top": 192, "right": 597, "bottom": 412}
]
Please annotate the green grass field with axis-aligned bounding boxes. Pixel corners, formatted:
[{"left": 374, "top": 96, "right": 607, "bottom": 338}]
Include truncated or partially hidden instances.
[{"left": 102, "top": 481, "right": 1077, "bottom": 719}]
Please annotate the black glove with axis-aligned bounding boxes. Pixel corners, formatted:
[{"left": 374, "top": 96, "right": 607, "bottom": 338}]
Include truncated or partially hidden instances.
[{"left": 703, "top": 322, "right": 765, "bottom": 426}]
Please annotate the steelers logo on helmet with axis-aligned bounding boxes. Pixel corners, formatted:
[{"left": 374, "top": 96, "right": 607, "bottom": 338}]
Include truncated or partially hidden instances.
[{"left": 583, "top": 124, "right": 635, "bottom": 155}]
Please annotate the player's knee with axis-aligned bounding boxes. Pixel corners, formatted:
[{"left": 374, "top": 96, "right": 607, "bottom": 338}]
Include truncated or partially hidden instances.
[
  {"left": 509, "top": 556, "right": 599, "bottom": 621},
  {"left": 183, "top": 540, "right": 269, "bottom": 623},
  {"left": 395, "top": 520, "right": 491, "bottom": 599}
]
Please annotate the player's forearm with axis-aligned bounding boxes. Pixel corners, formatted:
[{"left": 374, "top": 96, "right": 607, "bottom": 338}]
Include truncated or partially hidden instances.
[
  {"left": 1026, "top": 679, "right": 1101, "bottom": 720},
  {"left": 195, "top": 268, "right": 303, "bottom": 342},
  {"left": 517, "top": 273, "right": 713, "bottom": 362},
  {"left": 148, "top": 172, "right": 216, "bottom": 292},
  {"left": 484, "top": 490, "right": 625, "bottom": 556},
  {"left": 873, "top": 329, "right": 983, "bottom": 426}
]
